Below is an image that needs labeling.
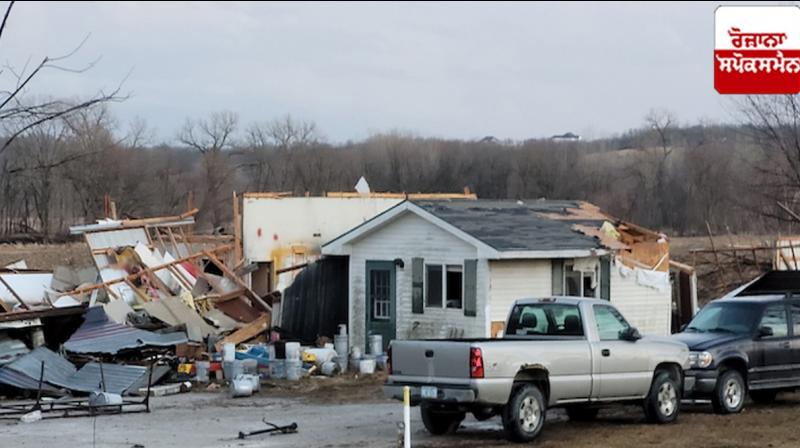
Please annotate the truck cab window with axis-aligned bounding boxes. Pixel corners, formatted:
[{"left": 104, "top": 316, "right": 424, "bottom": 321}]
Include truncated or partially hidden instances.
[
  {"left": 594, "top": 305, "right": 630, "bottom": 340},
  {"left": 506, "top": 304, "right": 583, "bottom": 337}
]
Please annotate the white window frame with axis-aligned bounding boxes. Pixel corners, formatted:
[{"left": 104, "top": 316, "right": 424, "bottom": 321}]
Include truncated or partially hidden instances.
[
  {"left": 424, "top": 263, "right": 464, "bottom": 310},
  {"left": 563, "top": 261, "right": 599, "bottom": 298}
]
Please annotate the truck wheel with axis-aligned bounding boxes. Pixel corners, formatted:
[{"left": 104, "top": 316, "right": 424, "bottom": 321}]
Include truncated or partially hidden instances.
[
  {"left": 749, "top": 390, "right": 777, "bottom": 404},
  {"left": 502, "top": 384, "right": 546, "bottom": 442},
  {"left": 711, "top": 370, "right": 745, "bottom": 414},
  {"left": 643, "top": 371, "right": 680, "bottom": 423},
  {"left": 565, "top": 406, "right": 599, "bottom": 421},
  {"left": 420, "top": 403, "right": 465, "bottom": 435}
]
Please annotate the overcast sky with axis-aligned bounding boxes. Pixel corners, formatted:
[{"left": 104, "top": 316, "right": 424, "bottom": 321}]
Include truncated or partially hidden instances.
[{"left": 3, "top": 1, "right": 738, "bottom": 143}]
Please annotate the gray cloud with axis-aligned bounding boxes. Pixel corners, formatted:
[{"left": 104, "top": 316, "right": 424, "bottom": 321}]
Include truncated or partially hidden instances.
[{"left": 2, "top": 1, "right": 732, "bottom": 142}]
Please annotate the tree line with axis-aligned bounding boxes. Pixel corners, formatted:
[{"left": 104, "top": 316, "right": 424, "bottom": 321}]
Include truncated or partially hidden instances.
[{"left": 0, "top": 103, "right": 797, "bottom": 241}]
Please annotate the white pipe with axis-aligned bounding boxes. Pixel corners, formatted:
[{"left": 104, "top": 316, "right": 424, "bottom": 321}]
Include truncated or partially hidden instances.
[{"left": 403, "top": 386, "right": 411, "bottom": 448}]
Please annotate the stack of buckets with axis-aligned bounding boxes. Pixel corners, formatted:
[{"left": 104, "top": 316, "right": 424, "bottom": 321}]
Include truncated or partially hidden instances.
[
  {"left": 334, "top": 324, "right": 349, "bottom": 371},
  {"left": 285, "top": 342, "right": 302, "bottom": 381}
]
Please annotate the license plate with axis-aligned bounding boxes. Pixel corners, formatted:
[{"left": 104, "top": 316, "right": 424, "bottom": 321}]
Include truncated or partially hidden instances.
[{"left": 421, "top": 386, "right": 438, "bottom": 399}]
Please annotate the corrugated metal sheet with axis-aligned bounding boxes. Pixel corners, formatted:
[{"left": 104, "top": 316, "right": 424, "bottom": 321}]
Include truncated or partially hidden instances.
[
  {"left": 64, "top": 306, "right": 187, "bottom": 354},
  {"left": 0, "top": 366, "right": 61, "bottom": 393},
  {"left": 0, "top": 346, "right": 160, "bottom": 395},
  {"left": 6, "top": 347, "right": 77, "bottom": 387},
  {"left": 69, "top": 363, "right": 147, "bottom": 394},
  {"left": 85, "top": 228, "right": 150, "bottom": 251},
  {"left": 0, "top": 336, "right": 29, "bottom": 364}
]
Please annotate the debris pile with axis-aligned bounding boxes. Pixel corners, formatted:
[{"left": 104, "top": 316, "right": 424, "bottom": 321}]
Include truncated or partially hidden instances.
[{"left": 0, "top": 208, "right": 383, "bottom": 419}]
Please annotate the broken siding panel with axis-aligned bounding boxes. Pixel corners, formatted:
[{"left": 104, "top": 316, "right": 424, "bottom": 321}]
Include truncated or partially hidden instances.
[
  {"left": 347, "top": 212, "right": 485, "bottom": 350},
  {"left": 488, "top": 260, "right": 552, "bottom": 323},
  {"left": 609, "top": 261, "right": 671, "bottom": 336}
]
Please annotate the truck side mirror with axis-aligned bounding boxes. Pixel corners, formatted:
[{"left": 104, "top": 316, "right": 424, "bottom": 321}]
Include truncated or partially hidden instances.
[
  {"left": 621, "top": 327, "right": 642, "bottom": 341},
  {"left": 758, "top": 326, "right": 774, "bottom": 338}
]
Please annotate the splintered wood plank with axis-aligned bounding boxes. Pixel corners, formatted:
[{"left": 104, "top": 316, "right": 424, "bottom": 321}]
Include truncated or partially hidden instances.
[{"left": 214, "top": 313, "right": 269, "bottom": 352}]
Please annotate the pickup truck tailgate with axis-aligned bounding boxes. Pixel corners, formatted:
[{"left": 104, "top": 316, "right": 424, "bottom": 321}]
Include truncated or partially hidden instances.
[{"left": 391, "top": 340, "right": 471, "bottom": 379}]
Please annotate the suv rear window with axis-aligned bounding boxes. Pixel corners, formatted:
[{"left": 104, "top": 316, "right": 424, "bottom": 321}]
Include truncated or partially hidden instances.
[{"left": 506, "top": 303, "right": 584, "bottom": 337}]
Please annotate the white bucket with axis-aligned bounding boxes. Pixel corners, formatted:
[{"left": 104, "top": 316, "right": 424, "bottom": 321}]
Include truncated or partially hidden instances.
[
  {"left": 285, "top": 342, "right": 301, "bottom": 360},
  {"left": 223, "top": 343, "right": 236, "bottom": 362},
  {"left": 369, "top": 334, "right": 383, "bottom": 356},
  {"left": 286, "top": 358, "right": 302, "bottom": 381},
  {"left": 359, "top": 359, "right": 376, "bottom": 375}
]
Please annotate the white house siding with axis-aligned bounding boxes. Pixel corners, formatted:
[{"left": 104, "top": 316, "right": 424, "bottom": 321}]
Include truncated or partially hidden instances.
[
  {"left": 346, "top": 212, "right": 487, "bottom": 351},
  {"left": 487, "top": 260, "right": 552, "bottom": 323},
  {"left": 609, "top": 261, "right": 671, "bottom": 336}
]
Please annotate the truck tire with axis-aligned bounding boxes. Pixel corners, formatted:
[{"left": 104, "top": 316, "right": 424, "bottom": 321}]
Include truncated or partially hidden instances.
[
  {"left": 502, "top": 384, "right": 546, "bottom": 442},
  {"left": 711, "top": 369, "right": 746, "bottom": 414},
  {"left": 749, "top": 390, "right": 777, "bottom": 404},
  {"left": 565, "top": 406, "right": 599, "bottom": 421},
  {"left": 420, "top": 403, "right": 465, "bottom": 435},
  {"left": 643, "top": 371, "right": 680, "bottom": 423}
]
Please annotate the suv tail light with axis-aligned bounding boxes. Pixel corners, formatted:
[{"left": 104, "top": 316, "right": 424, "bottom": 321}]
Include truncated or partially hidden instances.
[
  {"left": 387, "top": 346, "right": 392, "bottom": 375},
  {"left": 470, "top": 347, "right": 484, "bottom": 378}
]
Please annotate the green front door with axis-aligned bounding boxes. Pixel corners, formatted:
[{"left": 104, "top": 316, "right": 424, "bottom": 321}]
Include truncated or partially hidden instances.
[{"left": 365, "top": 260, "right": 396, "bottom": 353}]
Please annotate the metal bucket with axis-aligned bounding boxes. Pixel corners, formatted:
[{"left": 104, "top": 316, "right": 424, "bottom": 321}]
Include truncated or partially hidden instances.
[{"left": 369, "top": 334, "right": 383, "bottom": 355}]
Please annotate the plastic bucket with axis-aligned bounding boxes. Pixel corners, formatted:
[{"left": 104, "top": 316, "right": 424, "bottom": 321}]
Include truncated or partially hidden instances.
[
  {"left": 195, "top": 361, "right": 210, "bottom": 383},
  {"left": 223, "top": 343, "right": 236, "bottom": 362},
  {"left": 359, "top": 358, "right": 376, "bottom": 375},
  {"left": 270, "top": 359, "right": 286, "bottom": 379},
  {"left": 286, "top": 359, "right": 302, "bottom": 381},
  {"left": 369, "top": 334, "right": 383, "bottom": 355},
  {"left": 285, "top": 342, "right": 301, "bottom": 360}
]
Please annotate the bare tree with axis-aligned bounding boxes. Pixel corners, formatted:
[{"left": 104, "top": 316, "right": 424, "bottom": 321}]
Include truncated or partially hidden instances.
[
  {"left": 0, "top": 1, "right": 125, "bottom": 153},
  {"left": 179, "top": 111, "right": 238, "bottom": 228},
  {"left": 265, "top": 114, "right": 318, "bottom": 151},
  {"left": 740, "top": 95, "right": 800, "bottom": 222}
]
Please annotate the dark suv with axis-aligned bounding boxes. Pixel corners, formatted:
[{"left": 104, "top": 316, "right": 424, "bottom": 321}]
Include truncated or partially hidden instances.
[{"left": 673, "top": 293, "right": 800, "bottom": 414}]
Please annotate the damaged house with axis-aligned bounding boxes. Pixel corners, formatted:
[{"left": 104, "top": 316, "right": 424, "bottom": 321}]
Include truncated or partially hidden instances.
[{"left": 322, "top": 199, "right": 694, "bottom": 352}]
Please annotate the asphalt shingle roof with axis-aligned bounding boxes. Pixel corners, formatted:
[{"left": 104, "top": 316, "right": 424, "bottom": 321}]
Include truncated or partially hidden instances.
[{"left": 412, "top": 199, "right": 608, "bottom": 252}]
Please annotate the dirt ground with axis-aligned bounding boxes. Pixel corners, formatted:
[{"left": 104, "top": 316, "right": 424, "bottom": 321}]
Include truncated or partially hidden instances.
[
  {"left": 2, "top": 376, "right": 800, "bottom": 448},
  {"left": 0, "top": 242, "right": 93, "bottom": 270}
]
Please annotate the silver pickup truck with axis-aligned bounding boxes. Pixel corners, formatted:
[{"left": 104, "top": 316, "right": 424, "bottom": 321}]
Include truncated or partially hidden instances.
[{"left": 384, "top": 297, "right": 692, "bottom": 442}]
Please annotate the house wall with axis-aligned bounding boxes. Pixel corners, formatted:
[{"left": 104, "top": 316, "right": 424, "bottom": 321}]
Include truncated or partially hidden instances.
[
  {"left": 345, "top": 212, "right": 487, "bottom": 351},
  {"left": 609, "top": 259, "right": 672, "bottom": 336},
  {"left": 242, "top": 196, "right": 401, "bottom": 263},
  {"left": 487, "top": 260, "right": 552, "bottom": 323}
]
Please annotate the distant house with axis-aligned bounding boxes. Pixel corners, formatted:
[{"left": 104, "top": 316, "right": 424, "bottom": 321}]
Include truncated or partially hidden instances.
[
  {"left": 551, "top": 132, "right": 581, "bottom": 142},
  {"left": 322, "top": 199, "right": 684, "bottom": 352}
]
